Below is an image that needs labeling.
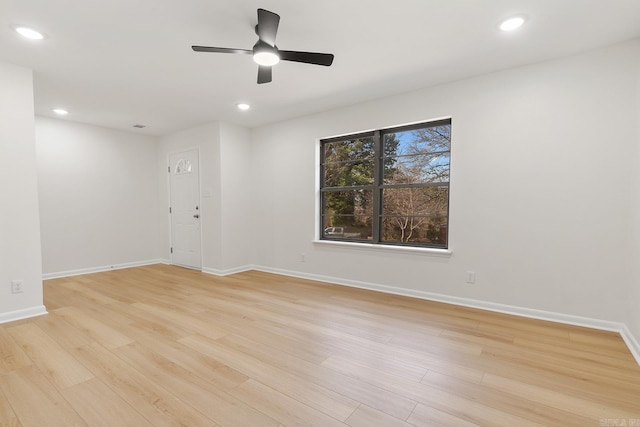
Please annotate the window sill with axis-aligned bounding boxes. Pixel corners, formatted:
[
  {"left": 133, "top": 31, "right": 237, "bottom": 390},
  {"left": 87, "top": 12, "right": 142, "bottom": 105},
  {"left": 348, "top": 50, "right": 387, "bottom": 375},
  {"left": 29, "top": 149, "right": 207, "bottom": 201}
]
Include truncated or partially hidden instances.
[{"left": 312, "top": 239, "right": 452, "bottom": 257}]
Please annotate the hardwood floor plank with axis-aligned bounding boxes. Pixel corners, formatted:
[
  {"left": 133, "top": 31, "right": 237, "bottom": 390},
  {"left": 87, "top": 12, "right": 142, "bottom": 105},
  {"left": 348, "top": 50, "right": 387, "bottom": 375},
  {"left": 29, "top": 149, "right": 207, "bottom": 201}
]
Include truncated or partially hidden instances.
[
  {"left": 40, "top": 282, "right": 88, "bottom": 311},
  {"left": 52, "top": 307, "right": 133, "bottom": 349},
  {"left": 6, "top": 323, "right": 93, "bottom": 389},
  {"left": 252, "top": 316, "right": 486, "bottom": 386},
  {"left": 345, "top": 404, "right": 413, "bottom": 427},
  {"left": 421, "top": 370, "right": 594, "bottom": 425},
  {"left": 407, "top": 403, "right": 481, "bottom": 427},
  {"left": 389, "top": 332, "right": 483, "bottom": 358},
  {"left": 295, "top": 297, "right": 443, "bottom": 338},
  {"left": 0, "top": 418, "right": 21, "bottom": 427},
  {"left": 0, "top": 366, "right": 87, "bottom": 427},
  {"left": 0, "top": 264, "right": 634, "bottom": 426},
  {"left": 321, "top": 355, "right": 548, "bottom": 426},
  {"left": 198, "top": 310, "right": 334, "bottom": 364},
  {"left": 240, "top": 305, "right": 479, "bottom": 382},
  {"left": 217, "top": 332, "right": 418, "bottom": 420},
  {"left": 438, "top": 326, "right": 515, "bottom": 347},
  {"left": 113, "top": 341, "right": 279, "bottom": 427},
  {"left": 70, "top": 342, "right": 214, "bottom": 426},
  {"left": 118, "top": 323, "right": 233, "bottom": 383},
  {"left": 59, "top": 280, "right": 121, "bottom": 306},
  {"left": 131, "top": 302, "right": 228, "bottom": 340},
  {"left": 179, "top": 333, "right": 360, "bottom": 422},
  {"left": 479, "top": 343, "right": 640, "bottom": 392},
  {"left": 0, "top": 390, "right": 19, "bottom": 427},
  {"left": 0, "top": 328, "right": 31, "bottom": 374},
  {"left": 33, "top": 311, "right": 94, "bottom": 349},
  {"left": 60, "top": 378, "right": 153, "bottom": 427},
  {"left": 471, "top": 350, "right": 640, "bottom": 411},
  {"left": 482, "top": 373, "right": 640, "bottom": 421},
  {"left": 512, "top": 335, "right": 640, "bottom": 370},
  {"left": 476, "top": 315, "right": 572, "bottom": 340},
  {"left": 108, "top": 302, "right": 194, "bottom": 340},
  {"left": 569, "top": 329, "right": 631, "bottom": 349},
  {"left": 230, "top": 379, "right": 348, "bottom": 427}
]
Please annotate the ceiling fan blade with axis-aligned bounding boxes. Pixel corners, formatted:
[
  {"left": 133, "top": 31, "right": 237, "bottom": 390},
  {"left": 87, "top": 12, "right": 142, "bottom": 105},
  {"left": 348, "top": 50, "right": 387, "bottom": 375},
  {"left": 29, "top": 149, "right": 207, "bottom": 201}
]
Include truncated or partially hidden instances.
[
  {"left": 279, "top": 50, "right": 334, "bottom": 66},
  {"left": 257, "top": 8, "right": 280, "bottom": 46},
  {"left": 192, "top": 46, "right": 252, "bottom": 55},
  {"left": 257, "top": 65, "right": 272, "bottom": 84}
]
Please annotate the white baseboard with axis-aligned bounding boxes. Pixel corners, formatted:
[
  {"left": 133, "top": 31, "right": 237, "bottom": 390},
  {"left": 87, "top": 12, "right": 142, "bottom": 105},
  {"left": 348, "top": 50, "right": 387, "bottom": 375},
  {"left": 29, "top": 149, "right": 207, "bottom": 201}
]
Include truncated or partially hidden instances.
[
  {"left": 202, "top": 265, "right": 253, "bottom": 277},
  {"left": 251, "top": 265, "right": 640, "bottom": 366},
  {"left": 620, "top": 324, "right": 640, "bottom": 365},
  {"left": 42, "top": 259, "right": 168, "bottom": 280},
  {"left": 0, "top": 305, "right": 48, "bottom": 324}
]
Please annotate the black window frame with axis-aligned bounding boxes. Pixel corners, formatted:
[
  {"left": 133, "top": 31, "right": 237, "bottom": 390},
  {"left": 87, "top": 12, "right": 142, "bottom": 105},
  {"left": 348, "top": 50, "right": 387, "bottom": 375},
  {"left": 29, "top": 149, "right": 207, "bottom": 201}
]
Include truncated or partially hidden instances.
[{"left": 320, "top": 118, "right": 451, "bottom": 249}]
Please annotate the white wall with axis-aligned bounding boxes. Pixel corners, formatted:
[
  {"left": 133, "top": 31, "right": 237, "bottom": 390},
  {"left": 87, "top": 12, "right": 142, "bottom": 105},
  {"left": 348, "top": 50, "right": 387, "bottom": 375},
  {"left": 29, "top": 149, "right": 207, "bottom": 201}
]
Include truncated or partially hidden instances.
[
  {"left": 35, "top": 118, "right": 161, "bottom": 276},
  {"left": 0, "top": 62, "right": 45, "bottom": 322},
  {"left": 219, "top": 122, "right": 253, "bottom": 271},
  {"left": 250, "top": 39, "right": 640, "bottom": 324},
  {"left": 630, "top": 61, "right": 640, "bottom": 344}
]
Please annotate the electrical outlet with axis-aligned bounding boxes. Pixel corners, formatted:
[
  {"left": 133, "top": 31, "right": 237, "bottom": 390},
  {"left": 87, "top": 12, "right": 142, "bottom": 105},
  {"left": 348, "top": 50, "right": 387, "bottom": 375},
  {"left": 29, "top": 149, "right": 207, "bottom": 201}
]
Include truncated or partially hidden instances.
[
  {"left": 465, "top": 271, "right": 476, "bottom": 284},
  {"left": 300, "top": 253, "right": 306, "bottom": 262},
  {"left": 11, "top": 280, "right": 23, "bottom": 294}
]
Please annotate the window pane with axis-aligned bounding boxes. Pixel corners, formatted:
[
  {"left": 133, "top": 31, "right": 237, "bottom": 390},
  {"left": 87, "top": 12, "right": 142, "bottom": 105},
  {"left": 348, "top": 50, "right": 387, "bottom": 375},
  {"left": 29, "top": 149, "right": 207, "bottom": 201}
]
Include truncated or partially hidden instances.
[
  {"left": 381, "top": 216, "right": 447, "bottom": 245},
  {"left": 320, "top": 119, "right": 451, "bottom": 248},
  {"left": 324, "top": 137, "right": 375, "bottom": 163},
  {"left": 384, "top": 125, "right": 451, "bottom": 157},
  {"left": 382, "top": 186, "right": 448, "bottom": 218},
  {"left": 323, "top": 189, "right": 373, "bottom": 216},
  {"left": 324, "top": 159, "right": 375, "bottom": 187},
  {"left": 384, "top": 153, "right": 450, "bottom": 184},
  {"left": 175, "top": 159, "right": 193, "bottom": 174},
  {"left": 323, "top": 216, "right": 372, "bottom": 240}
]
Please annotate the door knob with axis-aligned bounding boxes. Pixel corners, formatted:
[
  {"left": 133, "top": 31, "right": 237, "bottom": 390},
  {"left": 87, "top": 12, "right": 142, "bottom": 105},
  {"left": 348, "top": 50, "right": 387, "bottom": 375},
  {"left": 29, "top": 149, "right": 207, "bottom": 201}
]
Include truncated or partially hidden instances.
[{"left": 193, "top": 214, "right": 200, "bottom": 219}]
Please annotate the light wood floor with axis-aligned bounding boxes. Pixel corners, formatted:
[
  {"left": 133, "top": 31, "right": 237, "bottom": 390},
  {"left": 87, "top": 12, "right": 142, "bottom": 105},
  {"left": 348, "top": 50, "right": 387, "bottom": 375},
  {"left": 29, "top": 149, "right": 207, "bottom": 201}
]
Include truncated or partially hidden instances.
[{"left": 1, "top": 265, "right": 639, "bottom": 426}]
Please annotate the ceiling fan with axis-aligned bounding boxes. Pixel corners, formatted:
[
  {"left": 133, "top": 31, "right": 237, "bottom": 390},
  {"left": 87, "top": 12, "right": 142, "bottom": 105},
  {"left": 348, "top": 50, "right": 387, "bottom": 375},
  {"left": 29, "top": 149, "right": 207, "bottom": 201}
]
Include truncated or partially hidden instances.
[{"left": 192, "top": 8, "right": 334, "bottom": 84}]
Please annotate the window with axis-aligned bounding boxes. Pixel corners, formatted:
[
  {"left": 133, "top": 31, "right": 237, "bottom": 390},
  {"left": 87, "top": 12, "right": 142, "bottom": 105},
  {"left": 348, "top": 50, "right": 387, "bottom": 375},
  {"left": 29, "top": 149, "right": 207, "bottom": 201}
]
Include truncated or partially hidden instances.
[
  {"left": 175, "top": 159, "right": 193, "bottom": 174},
  {"left": 320, "top": 119, "right": 451, "bottom": 248}
]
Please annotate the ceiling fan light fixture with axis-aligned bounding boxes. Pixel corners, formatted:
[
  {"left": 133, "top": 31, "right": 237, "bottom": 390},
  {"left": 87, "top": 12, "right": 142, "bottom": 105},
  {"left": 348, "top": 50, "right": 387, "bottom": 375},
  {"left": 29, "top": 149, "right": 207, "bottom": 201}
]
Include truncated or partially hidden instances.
[
  {"left": 14, "top": 26, "right": 44, "bottom": 40},
  {"left": 499, "top": 16, "right": 525, "bottom": 32},
  {"left": 191, "top": 8, "right": 333, "bottom": 83},
  {"left": 253, "top": 50, "right": 279, "bottom": 66}
]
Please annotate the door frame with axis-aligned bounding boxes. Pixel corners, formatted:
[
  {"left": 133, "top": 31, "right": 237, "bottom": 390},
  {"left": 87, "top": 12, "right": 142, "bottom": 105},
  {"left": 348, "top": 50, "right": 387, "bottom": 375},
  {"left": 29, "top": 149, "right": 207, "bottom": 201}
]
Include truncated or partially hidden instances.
[{"left": 167, "top": 147, "right": 203, "bottom": 270}]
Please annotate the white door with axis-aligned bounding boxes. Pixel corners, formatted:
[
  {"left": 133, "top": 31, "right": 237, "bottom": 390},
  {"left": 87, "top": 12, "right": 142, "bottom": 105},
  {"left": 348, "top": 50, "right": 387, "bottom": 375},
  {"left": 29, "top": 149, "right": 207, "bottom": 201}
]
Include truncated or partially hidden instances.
[{"left": 169, "top": 149, "right": 201, "bottom": 269}]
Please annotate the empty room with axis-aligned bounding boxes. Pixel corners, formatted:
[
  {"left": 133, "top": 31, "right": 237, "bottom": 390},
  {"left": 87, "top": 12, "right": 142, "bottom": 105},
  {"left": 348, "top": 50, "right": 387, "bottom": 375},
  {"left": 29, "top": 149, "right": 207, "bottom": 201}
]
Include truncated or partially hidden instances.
[{"left": 1, "top": 0, "right": 640, "bottom": 425}]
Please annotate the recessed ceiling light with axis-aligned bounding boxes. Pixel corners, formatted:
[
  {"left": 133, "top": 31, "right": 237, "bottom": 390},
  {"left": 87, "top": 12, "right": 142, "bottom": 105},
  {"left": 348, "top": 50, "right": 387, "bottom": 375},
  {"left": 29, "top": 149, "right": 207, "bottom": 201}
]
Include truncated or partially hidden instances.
[
  {"left": 14, "top": 26, "right": 44, "bottom": 40},
  {"left": 499, "top": 16, "right": 525, "bottom": 32},
  {"left": 237, "top": 103, "right": 251, "bottom": 111},
  {"left": 52, "top": 108, "right": 69, "bottom": 115}
]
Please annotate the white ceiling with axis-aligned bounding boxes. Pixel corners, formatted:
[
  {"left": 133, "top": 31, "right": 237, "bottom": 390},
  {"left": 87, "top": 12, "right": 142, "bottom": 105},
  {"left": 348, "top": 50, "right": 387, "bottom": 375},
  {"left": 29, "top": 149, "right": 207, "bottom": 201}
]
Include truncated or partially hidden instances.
[{"left": 1, "top": 0, "right": 640, "bottom": 136}]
